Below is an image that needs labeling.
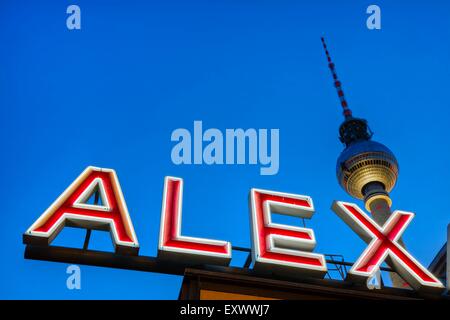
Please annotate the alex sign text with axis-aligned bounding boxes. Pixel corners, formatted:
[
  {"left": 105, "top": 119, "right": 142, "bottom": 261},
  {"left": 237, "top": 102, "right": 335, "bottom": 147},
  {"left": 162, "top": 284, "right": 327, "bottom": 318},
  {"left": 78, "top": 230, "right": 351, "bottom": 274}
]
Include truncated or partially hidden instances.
[{"left": 23, "top": 167, "right": 444, "bottom": 293}]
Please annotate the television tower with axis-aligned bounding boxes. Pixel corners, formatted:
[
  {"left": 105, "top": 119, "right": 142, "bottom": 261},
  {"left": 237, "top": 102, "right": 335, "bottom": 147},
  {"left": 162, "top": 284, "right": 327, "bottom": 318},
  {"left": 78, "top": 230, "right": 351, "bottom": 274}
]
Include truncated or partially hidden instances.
[{"left": 321, "top": 37, "right": 408, "bottom": 288}]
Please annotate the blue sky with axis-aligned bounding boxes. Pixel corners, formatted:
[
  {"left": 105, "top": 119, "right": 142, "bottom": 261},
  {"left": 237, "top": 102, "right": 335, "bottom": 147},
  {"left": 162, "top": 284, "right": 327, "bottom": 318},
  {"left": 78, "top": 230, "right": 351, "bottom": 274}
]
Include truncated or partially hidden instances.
[{"left": 1, "top": 0, "right": 449, "bottom": 299}]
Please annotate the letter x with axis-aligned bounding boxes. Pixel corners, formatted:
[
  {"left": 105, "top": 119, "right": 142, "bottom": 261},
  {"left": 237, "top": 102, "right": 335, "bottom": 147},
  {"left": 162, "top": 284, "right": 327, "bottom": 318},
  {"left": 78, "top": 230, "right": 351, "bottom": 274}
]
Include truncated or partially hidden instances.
[{"left": 332, "top": 201, "right": 444, "bottom": 292}]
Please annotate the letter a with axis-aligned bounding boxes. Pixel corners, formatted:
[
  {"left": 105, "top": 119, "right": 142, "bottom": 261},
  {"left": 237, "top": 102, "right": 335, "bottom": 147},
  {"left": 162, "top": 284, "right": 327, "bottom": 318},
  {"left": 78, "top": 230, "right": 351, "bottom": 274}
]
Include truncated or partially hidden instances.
[
  {"left": 23, "top": 166, "right": 139, "bottom": 255},
  {"left": 66, "top": 5, "right": 81, "bottom": 30},
  {"left": 366, "top": 5, "right": 381, "bottom": 30}
]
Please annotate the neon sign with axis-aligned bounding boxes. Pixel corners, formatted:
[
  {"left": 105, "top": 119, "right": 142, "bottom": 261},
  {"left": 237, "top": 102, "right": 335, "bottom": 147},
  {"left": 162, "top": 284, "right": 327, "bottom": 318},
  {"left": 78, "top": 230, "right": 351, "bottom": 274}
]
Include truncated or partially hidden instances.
[
  {"left": 23, "top": 166, "right": 444, "bottom": 293},
  {"left": 24, "top": 167, "right": 139, "bottom": 255}
]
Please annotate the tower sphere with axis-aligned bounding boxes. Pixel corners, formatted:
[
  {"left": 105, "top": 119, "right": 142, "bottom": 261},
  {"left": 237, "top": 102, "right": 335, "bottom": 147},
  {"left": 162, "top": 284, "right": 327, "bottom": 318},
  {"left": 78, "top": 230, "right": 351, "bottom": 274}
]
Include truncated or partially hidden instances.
[{"left": 336, "top": 139, "right": 399, "bottom": 200}]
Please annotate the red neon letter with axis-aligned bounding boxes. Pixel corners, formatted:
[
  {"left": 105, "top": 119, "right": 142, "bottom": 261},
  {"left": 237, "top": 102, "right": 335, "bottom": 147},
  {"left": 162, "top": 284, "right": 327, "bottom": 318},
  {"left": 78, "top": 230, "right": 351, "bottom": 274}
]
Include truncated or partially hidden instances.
[
  {"left": 332, "top": 201, "right": 444, "bottom": 292},
  {"left": 249, "top": 189, "right": 327, "bottom": 278},
  {"left": 158, "top": 177, "right": 231, "bottom": 265},
  {"left": 23, "top": 166, "right": 139, "bottom": 255}
]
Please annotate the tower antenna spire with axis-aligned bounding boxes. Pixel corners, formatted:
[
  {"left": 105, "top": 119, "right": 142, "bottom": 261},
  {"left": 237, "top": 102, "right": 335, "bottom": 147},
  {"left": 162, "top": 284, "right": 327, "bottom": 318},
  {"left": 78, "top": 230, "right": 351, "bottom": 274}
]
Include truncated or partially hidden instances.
[{"left": 321, "top": 37, "right": 352, "bottom": 119}]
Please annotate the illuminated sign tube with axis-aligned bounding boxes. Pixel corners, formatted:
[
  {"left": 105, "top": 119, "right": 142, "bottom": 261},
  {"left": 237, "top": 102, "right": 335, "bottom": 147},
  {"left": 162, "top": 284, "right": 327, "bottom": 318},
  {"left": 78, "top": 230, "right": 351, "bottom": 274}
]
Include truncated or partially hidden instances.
[
  {"left": 23, "top": 166, "right": 139, "bottom": 255},
  {"left": 332, "top": 201, "right": 444, "bottom": 292},
  {"left": 23, "top": 167, "right": 445, "bottom": 293},
  {"left": 158, "top": 177, "right": 232, "bottom": 265},
  {"left": 249, "top": 188, "right": 327, "bottom": 278}
]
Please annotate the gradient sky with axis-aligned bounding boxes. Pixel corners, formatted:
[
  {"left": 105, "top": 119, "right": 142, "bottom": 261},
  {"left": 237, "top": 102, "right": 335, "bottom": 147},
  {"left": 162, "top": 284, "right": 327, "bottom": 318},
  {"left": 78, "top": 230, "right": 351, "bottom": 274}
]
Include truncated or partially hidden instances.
[{"left": 1, "top": 0, "right": 449, "bottom": 299}]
